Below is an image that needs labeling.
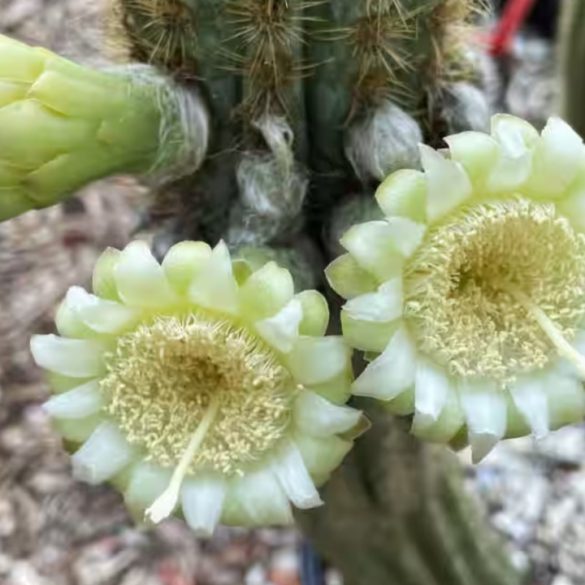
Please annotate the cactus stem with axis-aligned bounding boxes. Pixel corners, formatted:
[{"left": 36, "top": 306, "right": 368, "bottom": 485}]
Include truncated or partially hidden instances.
[{"left": 112, "top": 0, "right": 199, "bottom": 71}]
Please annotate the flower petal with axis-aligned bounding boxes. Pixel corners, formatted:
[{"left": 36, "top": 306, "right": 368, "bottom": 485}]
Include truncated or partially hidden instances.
[
  {"left": 181, "top": 475, "right": 227, "bottom": 537},
  {"left": 412, "top": 383, "right": 464, "bottom": 443},
  {"left": 543, "top": 371, "right": 585, "bottom": 430},
  {"left": 343, "top": 278, "right": 402, "bottom": 322},
  {"left": 54, "top": 414, "right": 102, "bottom": 443},
  {"left": 92, "top": 247, "right": 121, "bottom": 301},
  {"left": 340, "top": 312, "right": 398, "bottom": 353},
  {"left": 352, "top": 326, "right": 416, "bottom": 400},
  {"left": 72, "top": 421, "right": 136, "bottom": 484},
  {"left": 296, "top": 290, "right": 329, "bottom": 337},
  {"left": 60, "top": 286, "right": 139, "bottom": 335},
  {"left": 309, "top": 367, "right": 354, "bottom": 406},
  {"left": 325, "top": 253, "right": 378, "bottom": 299},
  {"left": 287, "top": 336, "right": 351, "bottom": 385},
  {"left": 525, "top": 117, "right": 585, "bottom": 199},
  {"left": 114, "top": 241, "right": 177, "bottom": 308},
  {"left": 486, "top": 114, "right": 539, "bottom": 193},
  {"left": 293, "top": 432, "right": 352, "bottom": 486},
  {"left": 125, "top": 462, "right": 172, "bottom": 513},
  {"left": 558, "top": 168, "right": 585, "bottom": 232},
  {"left": 339, "top": 220, "right": 406, "bottom": 281},
  {"left": 271, "top": 440, "right": 323, "bottom": 509},
  {"left": 43, "top": 379, "right": 103, "bottom": 419},
  {"left": 189, "top": 240, "right": 239, "bottom": 315},
  {"left": 459, "top": 380, "right": 506, "bottom": 463},
  {"left": 414, "top": 359, "right": 449, "bottom": 425},
  {"left": 30, "top": 334, "right": 105, "bottom": 377},
  {"left": 222, "top": 469, "right": 293, "bottom": 526},
  {"left": 162, "top": 241, "right": 212, "bottom": 295},
  {"left": 238, "top": 260, "right": 294, "bottom": 320},
  {"left": 419, "top": 144, "right": 472, "bottom": 222},
  {"left": 55, "top": 288, "right": 95, "bottom": 338},
  {"left": 255, "top": 298, "right": 303, "bottom": 353},
  {"left": 444, "top": 131, "right": 499, "bottom": 182},
  {"left": 294, "top": 389, "right": 361, "bottom": 437},
  {"left": 509, "top": 374, "right": 550, "bottom": 439},
  {"left": 375, "top": 169, "right": 427, "bottom": 222}
]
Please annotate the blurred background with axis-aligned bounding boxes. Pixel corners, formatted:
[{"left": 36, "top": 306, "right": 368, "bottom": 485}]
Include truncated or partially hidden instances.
[{"left": 1, "top": 1, "right": 585, "bottom": 584}]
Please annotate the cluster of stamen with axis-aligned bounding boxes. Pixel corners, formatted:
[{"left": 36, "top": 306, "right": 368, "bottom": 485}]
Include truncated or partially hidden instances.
[
  {"left": 404, "top": 199, "right": 585, "bottom": 383},
  {"left": 100, "top": 314, "right": 294, "bottom": 475}
]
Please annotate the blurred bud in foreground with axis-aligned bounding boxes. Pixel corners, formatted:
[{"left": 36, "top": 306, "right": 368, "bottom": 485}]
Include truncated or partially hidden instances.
[{"left": 0, "top": 34, "right": 209, "bottom": 222}]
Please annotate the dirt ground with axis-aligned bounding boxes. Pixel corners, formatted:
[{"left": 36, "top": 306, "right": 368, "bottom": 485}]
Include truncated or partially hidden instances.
[{"left": 0, "top": 2, "right": 584, "bottom": 585}]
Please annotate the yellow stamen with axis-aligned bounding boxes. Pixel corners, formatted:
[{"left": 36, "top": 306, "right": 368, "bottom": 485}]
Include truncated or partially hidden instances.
[
  {"left": 145, "top": 396, "right": 220, "bottom": 524},
  {"left": 505, "top": 285, "right": 585, "bottom": 379}
]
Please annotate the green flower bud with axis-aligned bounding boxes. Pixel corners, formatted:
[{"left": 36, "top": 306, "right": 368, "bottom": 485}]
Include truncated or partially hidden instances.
[{"left": 0, "top": 34, "right": 208, "bottom": 221}]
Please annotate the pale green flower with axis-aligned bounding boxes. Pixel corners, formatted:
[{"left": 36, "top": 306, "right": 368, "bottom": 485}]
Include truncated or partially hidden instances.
[
  {"left": 31, "top": 240, "right": 358, "bottom": 534},
  {"left": 327, "top": 114, "right": 585, "bottom": 462}
]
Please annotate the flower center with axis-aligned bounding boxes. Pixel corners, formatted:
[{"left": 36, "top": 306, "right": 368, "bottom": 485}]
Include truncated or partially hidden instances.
[
  {"left": 404, "top": 199, "right": 585, "bottom": 383},
  {"left": 101, "top": 315, "right": 295, "bottom": 475}
]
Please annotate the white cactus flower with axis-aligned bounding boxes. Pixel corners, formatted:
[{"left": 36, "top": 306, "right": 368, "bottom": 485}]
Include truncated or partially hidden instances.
[
  {"left": 327, "top": 114, "right": 585, "bottom": 462},
  {"left": 31, "top": 240, "right": 359, "bottom": 535}
]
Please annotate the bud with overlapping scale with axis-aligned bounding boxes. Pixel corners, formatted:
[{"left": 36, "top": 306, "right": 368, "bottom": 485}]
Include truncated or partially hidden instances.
[
  {"left": 31, "top": 240, "right": 361, "bottom": 535},
  {"left": 327, "top": 114, "right": 585, "bottom": 462},
  {"left": 0, "top": 34, "right": 208, "bottom": 221}
]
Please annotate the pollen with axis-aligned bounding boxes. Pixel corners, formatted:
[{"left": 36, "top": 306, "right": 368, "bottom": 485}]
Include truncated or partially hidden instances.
[
  {"left": 100, "top": 314, "right": 295, "bottom": 475},
  {"left": 404, "top": 199, "right": 585, "bottom": 383}
]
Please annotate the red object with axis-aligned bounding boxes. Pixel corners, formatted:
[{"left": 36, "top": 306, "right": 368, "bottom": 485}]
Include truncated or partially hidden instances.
[{"left": 489, "top": 0, "right": 538, "bottom": 56}]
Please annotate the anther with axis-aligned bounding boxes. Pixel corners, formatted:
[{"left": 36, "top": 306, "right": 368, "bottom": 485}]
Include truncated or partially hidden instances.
[{"left": 504, "top": 285, "right": 585, "bottom": 379}]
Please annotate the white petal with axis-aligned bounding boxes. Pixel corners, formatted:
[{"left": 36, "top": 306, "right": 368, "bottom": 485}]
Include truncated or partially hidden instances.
[
  {"left": 162, "top": 241, "right": 212, "bottom": 294},
  {"left": 343, "top": 278, "right": 402, "bottom": 322},
  {"left": 352, "top": 326, "right": 416, "bottom": 400},
  {"left": 486, "top": 114, "right": 539, "bottom": 193},
  {"left": 181, "top": 475, "right": 227, "bottom": 537},
  {"left": 509, "top": 374, "right": 550, "bottom": 439},
  {"left": 125, "top": 462, "right": 172, "bottom": 511},
  {"left": 375, "top": 169, "right": 427, "bottom": 222},
  {"left": 222, "top": 469, "right": 293, "bottom": 526},
  {"left": 293, "top": 432, "right": 352, "bottom": 481},
  {"left": 444, "top": 131, "right": 499, "bottom": 181},
  {"left": 30, "top": 334, "right": 104, "bottom": 378},
  {"left": 527, "top": 117, "right": 585, "bottom": 198},
  {"left": 287, "top": 336, "right": 351, "bottom": 385},
  {"left": 72, "top": 421, "right": 135, "bottom": 484},
  {"left": 459, "top": 380, "right": 506, "bottom": 463},
  {"left": 296, "top": 290, "right": 329, "bottom": 337},
  {"left": 114, "top": 241, "right": 176, "bottom": 308},
  {"left": 419, "top": 144, "right": 472, "bottom": 222},
  {"left": 239, "top": 261, "right": 294, "bottom": 320},
  {"left": 491, "top": 114, "right": 539, "bottom": 158},
  {"left": 385, "top": 217, "right": 426, "bottom": 258},
  {"left": 255, "top": 298, "right": 302, "bottom": 353},
  {"left": 412, "top": 384, "right": 464, "bottom": 443},
  {"left": 544, "top": 371, "right": 585, "bottom": 429},
  {"left": 414, "top": 359, "right": 449, "bottom": 424},
  {"left": 271, "top": 440, "right": 323, "bottom": 509},
  {"left": 43, "top": 380, "right": 103, "bottom": 419},
  {"left": 188, "top": 240, "right": 239, "bottom": 314},
  {"left": 294, "top": 390, "right": 361, "bottom": 437},
  {"left": 339, "top": 220, "right": 406, "bottom": 281},
  {"left": 62, "top": 286, "right": 139, "bottom": 335},
  {"left": 325, "top": 253, "right": 378, "bottom": 300}
]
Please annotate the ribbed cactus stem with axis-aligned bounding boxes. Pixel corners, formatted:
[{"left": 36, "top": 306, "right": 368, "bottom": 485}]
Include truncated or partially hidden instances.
[
  {"left": 113, "top": 0, "right": 199, "bottom": 70},
  {"left": 0, "top": 34, "right": 208, "bottom": 222},
  {"left": 560, "top": 0, "right": 585, "bottom": 138}
]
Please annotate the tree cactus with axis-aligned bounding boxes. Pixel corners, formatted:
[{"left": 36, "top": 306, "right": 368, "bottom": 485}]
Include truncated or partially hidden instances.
[{"left": 3, "top": 1, "right": 562, "bottom": 583}]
